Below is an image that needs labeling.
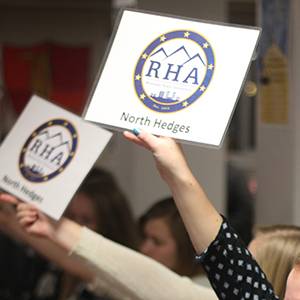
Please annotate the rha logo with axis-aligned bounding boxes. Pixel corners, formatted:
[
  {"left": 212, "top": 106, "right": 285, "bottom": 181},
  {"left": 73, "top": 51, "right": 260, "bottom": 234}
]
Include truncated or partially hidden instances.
[
  {"left": 134, "top": 30, "right": 215, "bottom": 113},
  {"left": 19, "top": 119, "right": 78, "bottom": 183}
]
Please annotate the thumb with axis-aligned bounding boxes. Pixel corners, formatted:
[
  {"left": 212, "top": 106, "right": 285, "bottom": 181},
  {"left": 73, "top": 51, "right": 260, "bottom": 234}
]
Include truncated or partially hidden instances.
[{"left": 0, "top": 193, "right": 19, "bottom": 205}]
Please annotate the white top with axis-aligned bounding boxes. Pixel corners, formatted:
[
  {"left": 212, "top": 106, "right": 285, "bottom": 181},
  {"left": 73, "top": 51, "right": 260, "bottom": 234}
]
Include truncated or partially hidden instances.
[{"left": 71, "top": 227, "right": 218, "bottom": 300}]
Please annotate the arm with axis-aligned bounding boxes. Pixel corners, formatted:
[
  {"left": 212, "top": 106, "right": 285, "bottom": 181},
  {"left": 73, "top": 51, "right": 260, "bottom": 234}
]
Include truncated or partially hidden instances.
[
  {"left": 0, "top": 196, "right": 94, "bottom": 282},
  {"left": 73, "top": 227, "right": 218, "bottom": 300},
  {"left": 123, "top": 130, "right": 222, "bottom": 253},
  {"left": 123, "top": 130, "right": 279, "bottom": 300},
  {"left": 0, "top": 194, "right": 217, "bottom": 300}
]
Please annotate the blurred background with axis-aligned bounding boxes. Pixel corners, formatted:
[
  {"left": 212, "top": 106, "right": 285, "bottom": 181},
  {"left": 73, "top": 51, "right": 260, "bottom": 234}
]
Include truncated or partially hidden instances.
[{"left": 0, "top": 0, "right": 299, "bottom": 235}]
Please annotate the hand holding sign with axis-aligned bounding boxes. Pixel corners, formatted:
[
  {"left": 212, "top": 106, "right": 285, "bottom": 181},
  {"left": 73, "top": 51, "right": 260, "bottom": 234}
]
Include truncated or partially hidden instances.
[
  {"left": 85, "top": 9, "right": 260, "bottom": 147},
  {"left": 0, "top": 96, "right": 112, "bottom": 219}
]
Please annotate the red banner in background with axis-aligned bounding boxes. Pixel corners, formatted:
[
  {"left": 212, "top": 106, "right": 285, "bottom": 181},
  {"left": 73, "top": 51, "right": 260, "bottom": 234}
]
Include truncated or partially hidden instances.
[{"left": 2, "top": 44, "right": 90, "bottom": 115}]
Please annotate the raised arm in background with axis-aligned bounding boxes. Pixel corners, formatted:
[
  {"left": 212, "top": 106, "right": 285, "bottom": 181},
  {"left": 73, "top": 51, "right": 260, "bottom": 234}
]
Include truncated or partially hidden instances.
[{"left": 0, "top": 195, "right": 217, "bottom": 300}]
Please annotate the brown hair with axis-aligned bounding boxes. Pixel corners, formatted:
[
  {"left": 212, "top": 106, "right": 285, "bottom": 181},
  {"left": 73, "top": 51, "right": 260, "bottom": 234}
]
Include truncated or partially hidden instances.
[
  {"left": 75, "top": 168, "right": 139, "bottom": 250},
  {"left": 139, "top": 197, "right": 203, "bottom": 277},
  {"left": 295, "top": 254, "right": 300, "bottom": 266},
  {"left": 252, "top": 225, "right": 300, "bottom": 299}
]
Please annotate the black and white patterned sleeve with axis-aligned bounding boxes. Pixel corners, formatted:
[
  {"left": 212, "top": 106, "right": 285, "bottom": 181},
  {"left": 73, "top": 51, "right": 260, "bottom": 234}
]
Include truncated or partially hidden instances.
[{"left": 196, "top": 218, "right": 279, "bottom": 300}]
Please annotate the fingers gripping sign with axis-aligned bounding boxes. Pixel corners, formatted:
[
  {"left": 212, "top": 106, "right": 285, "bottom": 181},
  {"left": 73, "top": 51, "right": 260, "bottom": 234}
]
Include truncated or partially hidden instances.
[
  {"left": 0, "top": 192, "right": 19, "bottom": 206},
  {"left": 123, "top": 129, "right": 191, "bottom": 183},
  {"left": 0, "top": 192, "right": 52, "bottom": 237}
]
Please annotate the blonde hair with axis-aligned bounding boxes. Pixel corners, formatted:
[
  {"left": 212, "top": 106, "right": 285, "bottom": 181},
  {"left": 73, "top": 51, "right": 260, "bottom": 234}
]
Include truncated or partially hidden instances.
[{"left": 252, "top": 225, "right": 300, "bottom": 299}]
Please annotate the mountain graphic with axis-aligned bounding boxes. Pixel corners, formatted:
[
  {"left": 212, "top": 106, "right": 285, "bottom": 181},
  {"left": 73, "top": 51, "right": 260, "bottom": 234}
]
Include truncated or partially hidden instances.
[
  {"left": 182, "top": 53, "right": 206, "bottom": 66},
  {"left": 37, "top": 130, "right": 72, "bottom": 151},
  {"left": 150, "top": 47, "right": 168, "bottom": 58},
  {"left": 150, "top": 45, "right": 206, "bottom": 66}
]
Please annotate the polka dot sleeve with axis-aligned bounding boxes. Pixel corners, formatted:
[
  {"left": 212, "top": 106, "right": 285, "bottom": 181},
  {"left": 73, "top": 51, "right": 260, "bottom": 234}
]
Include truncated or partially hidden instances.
[{"left": 196, "top": 219, "right": 279, "bottom": 300}]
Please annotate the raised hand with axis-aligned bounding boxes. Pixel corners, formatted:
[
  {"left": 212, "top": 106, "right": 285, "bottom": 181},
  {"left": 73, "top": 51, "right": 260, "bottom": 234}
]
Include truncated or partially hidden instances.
[
  {"left": 124, "top": 129, "right": 222, "bottom": 253},
  {"left": 0, "top": 192, "right": 56, "bottom": 239},
  {"left": 123, "top": 129, "right": 192, "bottom": 184},
  {"left": 0, "top": 192, "right": 19, "bottom": 206},
  {"left": 15, "top": 202, "right": 57, "bottom": 239}
]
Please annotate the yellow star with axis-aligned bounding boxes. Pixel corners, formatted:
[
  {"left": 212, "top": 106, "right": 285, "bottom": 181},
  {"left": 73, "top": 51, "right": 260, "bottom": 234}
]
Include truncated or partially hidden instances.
[
  {"left": 64, "top": 121, "right": 69, "bottom": 126},
  {"left": 140, "top": 93, "right": 146, "bottom": 100},
  {"left": 160, "top": 35, "right": 167, "bottom": 42},
  {"left": 203, "top": 42, "right": 209, "bottom": 48},
  {"left": 208, "top": 64, "right": 214, "bottom": 70},
  {"left": 142, "top": 53, "right": 148, "bottom": 59},
  {"left": 182, "top": 101, "right": 188, "bottom": 107},
  {"left": 135, "top": 74, "right": 141, "bottom": 80},
  {"left": 73, "top": 134, "right": 77, "bottom": 138},
  {"left": 184, "top": 32, "right": 190, "bottom": 38},
  {"left": 200, "top": 85, "right": 206, "bottom": 91}
]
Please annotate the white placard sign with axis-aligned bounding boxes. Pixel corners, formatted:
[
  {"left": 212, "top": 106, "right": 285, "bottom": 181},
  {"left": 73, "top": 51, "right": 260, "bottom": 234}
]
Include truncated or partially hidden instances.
[
  {"left": 84, "top": 9, "right": 260, "bottom": 147},
  {"left": 0, "top": 95, "right": 112, "bottom": 219}
]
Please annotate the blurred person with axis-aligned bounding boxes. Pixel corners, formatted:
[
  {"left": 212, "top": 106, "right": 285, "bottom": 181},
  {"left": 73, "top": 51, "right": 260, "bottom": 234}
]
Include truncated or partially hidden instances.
[
  {"left": 139, "top": 197, "right": 209, "bottom": 286},
  {"left": 0, "top": 228, "right": 46, "bottom": 300},
  {"left": 284, "top": 255, "right": 300, "bottom": 300},
  {"left": 0, "top": 167, "right": 138, "bottom": 300},
  {"left": 248, "top": 225, "right": 300, "bottom": 299}
]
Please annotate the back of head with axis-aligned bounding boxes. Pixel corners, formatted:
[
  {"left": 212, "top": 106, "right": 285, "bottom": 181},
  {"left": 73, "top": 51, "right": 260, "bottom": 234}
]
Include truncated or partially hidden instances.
[
  {"left": 76, "top": 168, "right": 139, "bottom": 250},
  {"left": 284, "top": 255, "right": 300, "bottom": 300},
  {"left": 139, "top": 197, "right": 202, "bottom": 277},
  {"left": 253, "top": 225, "right": 300, "bottom": 299}
]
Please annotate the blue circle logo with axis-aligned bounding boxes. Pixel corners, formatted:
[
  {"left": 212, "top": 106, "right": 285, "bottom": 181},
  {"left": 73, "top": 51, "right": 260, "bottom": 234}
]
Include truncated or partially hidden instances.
[
  {"left": 134, "top": 30, "right": 215, "bottom": 113},
  {"left": 19, "top": 119, "right": 78, "bottom": 183}
]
